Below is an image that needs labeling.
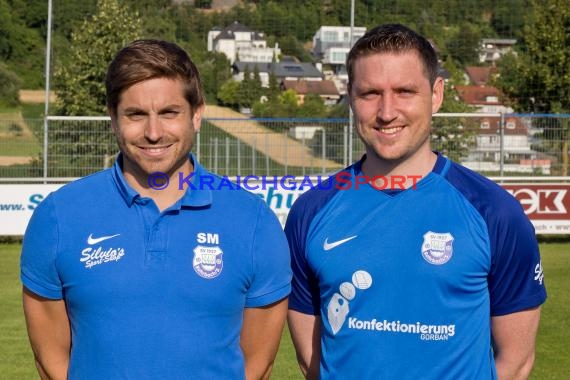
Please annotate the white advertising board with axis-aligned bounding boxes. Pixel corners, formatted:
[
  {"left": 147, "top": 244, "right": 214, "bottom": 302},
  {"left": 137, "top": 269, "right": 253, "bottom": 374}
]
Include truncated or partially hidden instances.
[
  {"left": 0, "top": 185, "right": 63, "bottom": 236},
  {"left": 2, "top": 182, "right": 570, "bottom": 235}
]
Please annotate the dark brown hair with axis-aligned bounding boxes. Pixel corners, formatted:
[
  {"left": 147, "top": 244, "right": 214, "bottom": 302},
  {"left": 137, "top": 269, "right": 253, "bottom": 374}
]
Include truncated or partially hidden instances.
[
  {"left": 346, "top": 24, "right": 439, "bottom": 91},
  {"left": 105, "top": 39, "right": 204, "bottom": 116}
]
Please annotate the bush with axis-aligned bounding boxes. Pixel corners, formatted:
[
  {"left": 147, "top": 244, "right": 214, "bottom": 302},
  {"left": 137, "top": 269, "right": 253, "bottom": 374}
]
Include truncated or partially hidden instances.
[{"left": 0, "top": 63, "right": 21, "bottom": 107}]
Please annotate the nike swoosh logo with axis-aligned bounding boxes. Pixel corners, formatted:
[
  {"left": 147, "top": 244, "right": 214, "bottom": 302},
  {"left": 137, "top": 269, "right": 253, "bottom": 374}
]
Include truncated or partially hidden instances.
[
  {"left": 87, "top": 233, "right": 121, "bottom": 245},
  {"left": 323, "top": 236, "right": 357, "bottom": 251}
]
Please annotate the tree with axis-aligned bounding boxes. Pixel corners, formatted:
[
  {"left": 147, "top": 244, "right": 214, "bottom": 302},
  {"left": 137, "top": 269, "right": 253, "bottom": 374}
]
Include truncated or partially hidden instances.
[
  {"left": 266, "top": 71, "right": 280, "bottom": 101},
  {"left": 236, "top": 65, "right": 263, "bottom": 109},
  {"left": 495, "top": 0, "right": 570, "bottom": 174},
  {"left": 0, "top": 0, "right": 45, "bottom": 87},
  {"left": 53, "top": 0, "right": 142, "bottom": 116},
  {"left": 298, "top": 93, "right": 326, "bottom": 118},
  {"left": 198, "top": 51, "right": 231, "bottom": 103},
  {"left": 276, "top": 89, "right": 300, "bottom": 117},
  {"left": 50, "top": 0, "right": 142, "bottom": 176},
  {"left": 431, "top": 81, "right": 477, "bottom": 162},
  {"left": 238, "top": 65, "right": 253, "bottom": 108},
  {"left": 495, "top": 1, "right": 570, "bottom": 114},
  {"left": 0, "top": 63, "right": 21, "bottom": 107},
  {"left": 445, "top": 23, "right": 482, "bottom": 66},
  {"left": 252, "top": 89, "right": 300, "bottom": 118},
  {"left": 217, "top": 79, "right": 241, "bottom": 109}
]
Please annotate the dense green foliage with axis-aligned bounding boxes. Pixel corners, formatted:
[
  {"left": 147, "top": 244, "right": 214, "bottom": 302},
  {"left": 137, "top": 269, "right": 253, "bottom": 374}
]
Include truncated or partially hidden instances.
[
  {"left": 1, "top": 0, "right": 568, "bottom": 120},
  {"left": 53, "top": 0, "right": 142, "bottom": 116},
  {"left": 1, "top": 0, "right": 529, "bottom": 89},
  {"left": 0, "top": 62, "right": 20, "bottom": 107},
  {"left": 432, "top": 82, "right": 477, "bottom": 162},
  {"left": 495, "top": 0, "right": 570, "bottom": 114},
  {"left": 46, "top": 0, "right": 142, "bottom": 176},
  {"left": 493, "top": 0, "right": 570, "bottom": 174}
]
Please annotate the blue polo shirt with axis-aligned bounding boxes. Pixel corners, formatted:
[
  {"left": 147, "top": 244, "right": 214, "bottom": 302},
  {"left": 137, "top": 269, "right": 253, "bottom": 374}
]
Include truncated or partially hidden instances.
[
  {"left": 285, "top": 154, "right": 546, "bottom": 379},
  {"left": 21, "top": 154, "right": 291, "bottom": 379}
]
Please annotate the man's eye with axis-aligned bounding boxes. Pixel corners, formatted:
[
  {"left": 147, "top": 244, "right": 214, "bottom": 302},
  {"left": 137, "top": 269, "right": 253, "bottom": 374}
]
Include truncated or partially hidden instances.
[
  {"left": 397, "top": 89, "right": 416, "bottom": 97},
  {"left": 359, "top": 92, "right": 378, "bottom": 100},
  {"left": 126, "top": 112, "right": 145, "bottom": 120},
  {"left": 162, "top": 111, "right": 179, "bottom": 118}
]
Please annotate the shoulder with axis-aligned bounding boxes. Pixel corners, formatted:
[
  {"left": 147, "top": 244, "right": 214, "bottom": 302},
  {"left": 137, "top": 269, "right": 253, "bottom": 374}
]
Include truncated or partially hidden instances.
[
  {"left": 50, "top": 169, "right": 112, "bottom": 201},
  {"left": 285, "top": 166, "right": 350, "bottom": 234},
  {"left": 442, "top": 160, "right": 525, "bottom": 222}
]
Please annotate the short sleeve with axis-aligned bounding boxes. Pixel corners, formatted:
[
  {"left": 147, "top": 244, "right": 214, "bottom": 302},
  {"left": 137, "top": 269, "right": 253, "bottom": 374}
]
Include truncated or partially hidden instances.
[
  {"left": 245, "top": 202, "right": 291, "bottom": 308},
  {"left": 20, "top": 195, "right": 63, "bottom": 299},
  {"left": 284, "top": 197, "right": 322, "bottom": 315},
  {"left": 488, "top": 200, "right": 547, "bottom": 316},
  {"left": 443, "top": 159, "right": 547, "bottom": 317}
]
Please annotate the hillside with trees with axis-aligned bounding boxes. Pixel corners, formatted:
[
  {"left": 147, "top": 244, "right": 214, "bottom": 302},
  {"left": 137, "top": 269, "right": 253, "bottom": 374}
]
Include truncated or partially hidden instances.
[{"left": 2, "top": 0, "right": 568, "bottom": 119}]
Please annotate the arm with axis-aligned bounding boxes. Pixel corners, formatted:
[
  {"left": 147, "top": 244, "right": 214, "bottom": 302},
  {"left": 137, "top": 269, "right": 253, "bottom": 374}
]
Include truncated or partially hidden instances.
[
  {"left": 22, "top": 287, "right": 71, "bottom": 380},
  {"left": 287, "top": 310, "right": 321, "bottom": 380},
  {"left": 492, "top": 306, "right": 541, "bottom": 380},
  {"left": 240, "top": 297, "right": 288, "bottom": 380}
]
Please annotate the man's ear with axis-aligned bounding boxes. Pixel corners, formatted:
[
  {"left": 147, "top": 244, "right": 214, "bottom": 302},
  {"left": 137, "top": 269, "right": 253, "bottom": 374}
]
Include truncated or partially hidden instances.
[
  {"left": 192, "top": 105, "right": 205, "bottom": 133},
  {"left": 431, "top": 77, "right": 444, "bottom": 114},
  {"left": 108, "top": 107, "right": 118, "bottom": 134}
]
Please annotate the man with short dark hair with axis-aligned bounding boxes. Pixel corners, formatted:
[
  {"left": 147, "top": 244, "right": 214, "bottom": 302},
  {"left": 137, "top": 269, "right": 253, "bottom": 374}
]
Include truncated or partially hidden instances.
[
  {"left": 21, "top": 39, "right": 291, "bottom": 380},
  {"left": 286, "top": 24, "right": 546, "bottom": 379}
]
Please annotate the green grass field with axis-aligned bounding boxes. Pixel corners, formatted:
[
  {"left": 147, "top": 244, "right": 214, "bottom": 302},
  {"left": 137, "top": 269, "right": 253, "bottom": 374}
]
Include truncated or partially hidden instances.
[{"left": 1, "top": 242, "right": 568, "bottom": 379}]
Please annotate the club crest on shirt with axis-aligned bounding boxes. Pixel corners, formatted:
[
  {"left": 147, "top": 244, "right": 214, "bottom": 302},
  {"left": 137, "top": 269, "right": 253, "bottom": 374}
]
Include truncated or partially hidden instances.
[
  {"left": 421, "top": 231, "right": 454, "bottom": 265},
  {"left": 193, "top": 245, "right": 223, "bottom": 279}
]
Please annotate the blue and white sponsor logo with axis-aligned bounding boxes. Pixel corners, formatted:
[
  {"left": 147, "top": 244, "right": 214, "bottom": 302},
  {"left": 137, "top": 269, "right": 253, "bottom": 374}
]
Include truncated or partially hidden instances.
[
  {"left": 534, "top": 260, "right": 544, "bottom": 284},
  {"left": 326, "top": 270, "right": 373, "bottom": 335},
  {"left": 421, "top": 231, "right": 454, "bottom": 265},
  {"left": 193, "top": 245, "right": 223, "bottom": 279}
]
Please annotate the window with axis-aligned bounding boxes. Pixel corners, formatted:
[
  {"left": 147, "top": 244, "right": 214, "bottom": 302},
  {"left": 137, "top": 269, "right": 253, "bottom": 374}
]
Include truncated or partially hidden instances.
[
  {"left": 283, "top": 65, "right": 303, "bottom": 73},
  {"left": 332, "top": 52, "right": 346, "bottom": 62},
  {"left": 506, "top": 121, "right": 516, "bottom": 129},
  {"left": 481, "top": 121, "right": 490, "bottom": 129},
  {"left": 323, "top": 31, "right": 337, "bottom": 42}
]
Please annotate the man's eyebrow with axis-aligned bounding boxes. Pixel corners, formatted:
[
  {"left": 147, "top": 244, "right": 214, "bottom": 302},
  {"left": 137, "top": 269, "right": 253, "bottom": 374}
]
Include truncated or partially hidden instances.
[
  {"left": 159, "top": 104, "right": 184, "bottom": 110},
  {"left": 122, "top": 107, "right": 146, "bottom": 114}
]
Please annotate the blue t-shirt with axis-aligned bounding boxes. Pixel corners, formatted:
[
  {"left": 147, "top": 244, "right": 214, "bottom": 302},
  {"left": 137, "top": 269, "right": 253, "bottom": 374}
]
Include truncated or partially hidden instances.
[
  {"left": 21, "top": 154, "right": 291, "bottom": 380},
  {"left": 285, "top": 154, "right": 546, "bottom": 380}
]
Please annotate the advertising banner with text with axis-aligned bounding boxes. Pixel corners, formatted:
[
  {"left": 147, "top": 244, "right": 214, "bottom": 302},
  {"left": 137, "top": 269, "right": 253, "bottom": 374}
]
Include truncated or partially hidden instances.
[{"left": 1, "top": 182, "right": 570, "bottom": 235}]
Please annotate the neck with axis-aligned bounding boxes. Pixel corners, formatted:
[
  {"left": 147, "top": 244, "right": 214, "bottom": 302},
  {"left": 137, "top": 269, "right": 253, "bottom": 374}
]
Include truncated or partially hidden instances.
[
  {"left": 123, "top": 159, "right": 193, "bottom": 212},
  {"left": 361, "top": 149, "right": 437, "bottom": 190}
]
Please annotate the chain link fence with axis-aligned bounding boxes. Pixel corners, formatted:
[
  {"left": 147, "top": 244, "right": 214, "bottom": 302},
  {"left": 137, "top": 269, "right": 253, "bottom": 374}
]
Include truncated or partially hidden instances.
[{"left": 1, "top": 113, "right": 569, "bottom": 181}]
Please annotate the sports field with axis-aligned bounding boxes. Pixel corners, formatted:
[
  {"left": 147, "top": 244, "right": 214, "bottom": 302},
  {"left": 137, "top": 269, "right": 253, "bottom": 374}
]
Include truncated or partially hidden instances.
[{"left": 1, "top": 242, "right": 568, "bottom": 379}]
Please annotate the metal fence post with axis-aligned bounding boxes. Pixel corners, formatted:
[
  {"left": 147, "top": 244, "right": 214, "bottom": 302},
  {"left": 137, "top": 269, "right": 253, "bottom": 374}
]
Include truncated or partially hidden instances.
[
  {"left": 343, "top": 124, "right": 348, "bottom": 167},
  {"left": 237, "top": 139, "right": 241, "bottom": 174},
  {"left": 196, "top": 130, "right": 200, "bottom": 161},
  {"left": 499, "top": 113, "right": 505, "bottom": 176},
  {"left": 265, "top": 132, "right": 269, "bottom": 175},
  {"left": 322, "top": 127, "right": 326, "bottom": 174},
  {"left": 43, "top": 118, "right": 48, "bottom": 181},
  {"left": 213, "top": 137, "right": 218, "bottom": 173},
  {"left": 225, "top": 137, "right": 230, "bottom": 174},
  {"left": 348, "top": 122, "right": 353, "bottom": 165},
  {"left": 252, "top": 135, "right": 256, "bottom": 175},
  {"left": 302, "top": 135, "right": 306, "bottom": 176},
  {"left": 284, "top": 129, "right": 288, "bottom": 175}
]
